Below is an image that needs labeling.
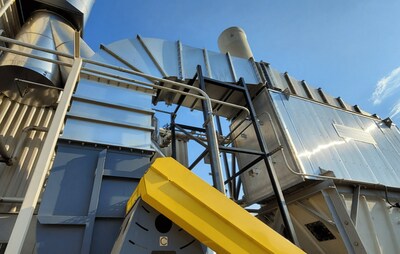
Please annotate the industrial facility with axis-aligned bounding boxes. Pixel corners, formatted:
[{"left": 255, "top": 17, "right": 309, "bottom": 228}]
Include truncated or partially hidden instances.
[{"left": 0, "top": 1, "right": 400, "bottom": 253}]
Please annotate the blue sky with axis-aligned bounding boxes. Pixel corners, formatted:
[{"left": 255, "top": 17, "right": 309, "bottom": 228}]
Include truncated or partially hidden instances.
[
  {"left": 83, "top": 0, "right": 400, "bottom": 189},
  {"left": 85, "top": 0, "right": 400, "bottom": 123}
]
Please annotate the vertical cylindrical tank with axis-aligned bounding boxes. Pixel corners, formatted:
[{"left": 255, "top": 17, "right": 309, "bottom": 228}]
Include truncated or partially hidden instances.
[{"left": 218, "top": 26, "right": 254, "bottom": 59}]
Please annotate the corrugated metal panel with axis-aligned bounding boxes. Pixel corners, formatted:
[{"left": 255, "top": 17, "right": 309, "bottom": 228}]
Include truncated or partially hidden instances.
[
  {"left": 231, "top": 89, "right": 303, "bottom": 203},
  {"left": 264, "top": 184, "right": 400, "bottom": 254},
  {"left": 61, "top": 78, "right": 154, "bottom": 150},
  {"left": 99, "top": 38, "right": 162, "bottom": 78},
  {"left": 260, "top": 62, "right": 374, "bottom": 118},
  {"left": 0, "top": 0, "right": 21, "bottom": 38},
  {"left": 271, "top": 91, "right": 400, "bottom": 187},
  {"left": 86, "top": 37, "right": 261, "bottom": 119},
  {"left": 138, "top": 37, "right": 260, "bottom": 84},
  {"left": 0, "top": 94, "right": 54, "bottom": 213}
]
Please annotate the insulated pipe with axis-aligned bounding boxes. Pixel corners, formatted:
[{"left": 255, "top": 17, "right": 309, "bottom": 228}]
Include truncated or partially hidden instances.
[{"left": 218, "top": 27, "right": 254, "bottom": 59}]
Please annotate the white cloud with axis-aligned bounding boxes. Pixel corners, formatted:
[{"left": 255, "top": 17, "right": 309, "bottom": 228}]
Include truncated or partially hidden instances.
[
  {"left": 371, "top": 66, "right": 400, "bottom": 105},
  {"left": 390, "top": 99, "right": 400, "bottom": 119}
]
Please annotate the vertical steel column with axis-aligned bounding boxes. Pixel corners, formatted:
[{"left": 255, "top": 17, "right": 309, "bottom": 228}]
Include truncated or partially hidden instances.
[
  {"left": 81, "top": 149, "right": 107, "bottom": 254},
  {"left": 197, "top": 65, "right": 225, "bottom": 194},
  {"left": 216, "top": 115, "right": 233, "bottom": 197},
  {"left": 171, "top": 113, "right": 177, "bottom": 159},
  {"left": 323, "top": 187, "right": 367, "bottom": 254},
  {"left": 238, "top": 77, "right": 299, "bottom": 245},
  {"left": 5, "top": 58, "right": 83, "bottom": 254}
]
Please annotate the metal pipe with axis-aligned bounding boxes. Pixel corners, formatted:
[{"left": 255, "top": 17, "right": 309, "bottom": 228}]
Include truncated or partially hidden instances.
[
  {"left": 171, "top": 114, "right": 177, "bottom": 159},
  {"left": 174, "top": 124, "right": 207, "bottom": 148},
  {"left": 8, "top": 126, "right": 49, "bottom": 165},
  {"left": 0, "top": 45, "right": 72, "bottom": 67},
  {"left": 81, "top": 68, "right": 248, "bottom": 114},
  {"left": 5, "top": 58, "right": 83, "bottom": 254},
  {"left": 217, "top": 116, "right": 233, "bottom": 197},
  {"left": 197, "top": 65, "right": 225, "bottom": 194},
  {"left": 0, "top": 197, "right": 41, "bottom": 204},
  {"left": 189, "top": 149, "right": 209, "bottom": 170},
  {"left": 14, "top": 78, "right": 64, "bottom": 90},
  {"left": 0, "top": 35, "right": 74, "bottom": 59},
  {"left": 83, "top": 58, "right": 250, "bottom": 113},
  {"left": 0, "top": 0, "right": 16, "bottom": 18}
]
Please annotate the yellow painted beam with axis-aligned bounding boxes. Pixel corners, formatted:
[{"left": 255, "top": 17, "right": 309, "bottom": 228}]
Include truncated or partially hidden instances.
[{"left": 127, "top": 157, "right": 305, "bottom": 254}]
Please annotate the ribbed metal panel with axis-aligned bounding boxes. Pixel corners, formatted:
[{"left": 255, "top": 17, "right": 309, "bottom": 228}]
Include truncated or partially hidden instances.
[
  {"left": 0, "top": 94, "right": 54, "bottom": 213},
  {"left": 260, "top": 62, "right": 374, "bottom": 118},
  {"left": 271, "top": 91, "right": 400, "bottom": 186},
  {"left": 0, "top": 0, "right": 21, "bottom": 38}
]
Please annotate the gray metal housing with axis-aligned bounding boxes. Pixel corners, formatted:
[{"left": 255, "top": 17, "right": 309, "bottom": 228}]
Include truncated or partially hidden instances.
[
  {"left": 112, "top": 198, "right": 206, "bottom": 254},
  {"left": 36, "top": 143, "right": 151, "bottom": 254},
  {"left": 233, "top": 88, "right": 400, "bottom": 203}
]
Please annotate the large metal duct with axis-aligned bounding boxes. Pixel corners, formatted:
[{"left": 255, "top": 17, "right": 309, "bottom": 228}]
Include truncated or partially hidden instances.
[
  {"left": 50, "top": 17, "right": 94, "bottom": 83},
  {"left": 218, "top": 26, "right": 254, "bottom": 59},
  {"left": 34, "top": 0, "right": 96, "bottom": 28},
  {"left": 0, "top": 11, "right": 66, "bottom": 107},
  {"left": 0, "top": 10, "right": 94, "bottom": 107}
]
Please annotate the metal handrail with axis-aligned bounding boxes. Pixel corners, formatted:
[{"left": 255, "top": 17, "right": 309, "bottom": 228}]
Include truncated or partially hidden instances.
[
  {"left": 0, "top": 45, "right": 72, "bottom": 66},
  {"left": 0, "top": 35, "right": 74, "bottom": 59}
]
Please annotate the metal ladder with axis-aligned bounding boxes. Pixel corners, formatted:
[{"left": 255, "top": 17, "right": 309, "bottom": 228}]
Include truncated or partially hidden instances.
[{"left": 170, "top": 65, "right": 299, "bottom": 245}]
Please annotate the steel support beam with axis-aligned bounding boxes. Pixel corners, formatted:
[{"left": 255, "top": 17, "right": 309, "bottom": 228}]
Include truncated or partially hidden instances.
[
  {"left": 171, "top": 114, "right": 177, "bottom": 159},
  {"left": 197, "top": 65, "right": 225, "bottom": 194},
  {"left": 323, "top": 187, "right": 367, "bottom": 254},
  {"left": 350, "top": 185, "right": 361, "bottom": 226},
  {"left": 5, "top": 58, "right": 83, "bottom": 254},
  {"left": 81, "top": 149, "right": 107, "bottom": 254},
  {"left": 216, "top": 116, "right": 233, "bottom": 197},
  {"left": 239, "top": 77, "right": 299, "bottom": 245}
]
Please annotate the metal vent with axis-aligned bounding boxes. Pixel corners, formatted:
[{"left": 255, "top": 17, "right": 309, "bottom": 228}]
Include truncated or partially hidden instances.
[
  {"left": 333, "top": 123, "right": 376, "bottom": 145},
  {"left": 305, "top": 221, "right": 336, "bottom": 242}
]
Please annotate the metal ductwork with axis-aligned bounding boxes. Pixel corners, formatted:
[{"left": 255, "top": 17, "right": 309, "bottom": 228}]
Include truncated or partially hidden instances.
[
  {"left": 19, "top": 0, "right": 96, "bottom": 31},
  {"left": 0, "top": 11, "right": 63, "bottom": 107},
  {"left": 218, "top": 26, "right": 254, "bottom": 59},
  {"left": 0, "top": 9, "right": 94, "bottom": 107},
  {"left": 50, "top": 16, "right": 94, "bottom": 83}
]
